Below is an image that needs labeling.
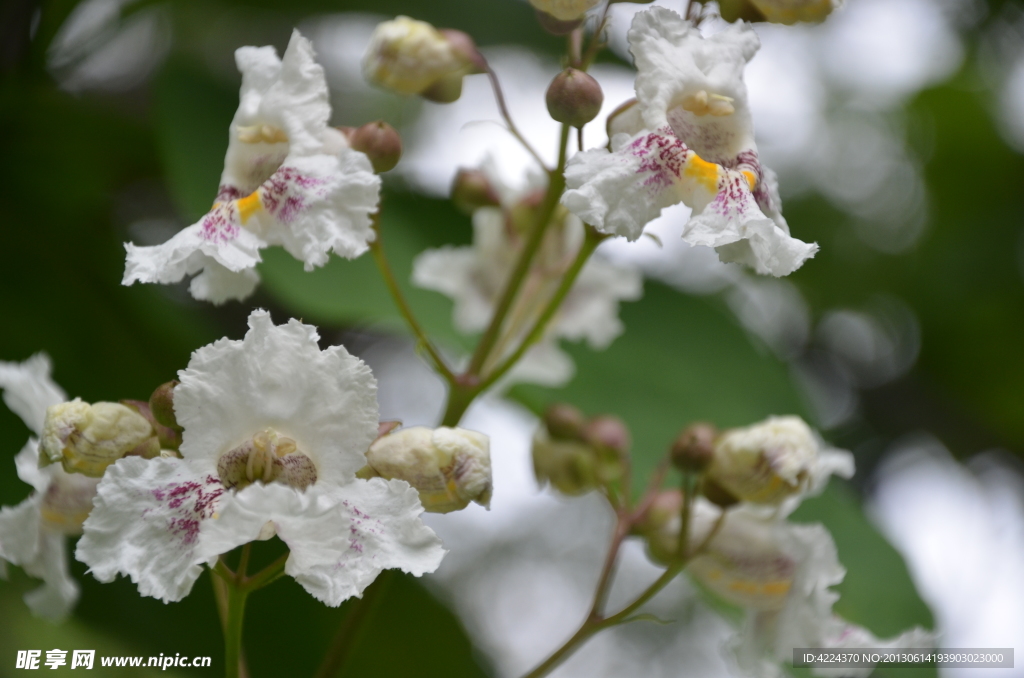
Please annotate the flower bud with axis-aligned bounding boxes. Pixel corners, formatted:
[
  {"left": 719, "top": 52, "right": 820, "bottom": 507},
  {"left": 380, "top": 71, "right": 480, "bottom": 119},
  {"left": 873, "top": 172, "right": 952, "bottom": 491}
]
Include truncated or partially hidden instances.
[
  {"left": 149, "top": 380, "right": 180, "bottom": 430},
  {"left": 700, "top": 476, "right": 740, "bottom": 509},
  {"left": 534, "top": 9, "right": 583, "bottom": 36},
  {"left": 633, "top": 489, "right": 684, "bottom": 566},
  {"left": 582, "top": 415, "right": 630, "bottom": 456},
  {"left": 420, "top": 73, "right": 465, "bottom": 104},
  {"left": 438, "top": 29, "right": 486, "bottom": 73},
  {"left": 363, "top": 427, "right": 492, "bottom": 513},
  {"left": 122, "top": 399, "right": 181, "bottom": 450},
  {"left": 348, "top": 121, "right": 403, "bottom": 173},
  {"left": 451, "top": 168, "right": 501, "bottom": 215},
  {"left": 363, "top": 16, "right": 476, "bottom": 99},
  {"left": 529, "top": 0, "right": 601, "bottom": 22},
  {"left": 40, "top": 399, "right": 155, "bottom": 477},
  {"left": 671, "top": 422, "right": 717, "bottom": 472},
  {"left": 546, "top": 68, "right": 604, "bottom": 128},
  {"left": 532, "top": 426, "right": 599, "bottom": 496},
  {"left": 707, "top": 416, "right": 820, "bottom": 505},
  {"left": 542, "top": 403, "right": 586, "bottom": 441},
  {"left": 749, "top": 0, "right": 838, "bottom": 24},
  {"left": 606, "top": 98, "right": 645, "bottom": 140}
]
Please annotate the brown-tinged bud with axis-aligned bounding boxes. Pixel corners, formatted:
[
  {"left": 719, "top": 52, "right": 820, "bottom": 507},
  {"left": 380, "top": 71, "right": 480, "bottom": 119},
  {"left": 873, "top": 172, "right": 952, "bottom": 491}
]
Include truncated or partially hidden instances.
[
  {"left": 670, "top": 422, "right": 717, "bottom": 472},
  {"left": 701, "top": 476, "right": 740, "bottom": 509},
  {"left": 543, "top": 403, "right": 586, "bottom": 441},
  {"left": 377, "top": 421, "right": 402, "bottom": 439},
  {"left": 349, "top": 121, "right": 403, "bottom": 173},
  {"left": 534, "top": 9, "right": 583, "bottom": 35},
  {"left": 583, "top": 415, "right": 630, "bottom": 456},
  {"left": 546, "top": 68, "right": 604, "bottom": 128},
  {"left": 451, "top": 168, "right": 501, "bottom": 214},
  {"left": 149, "top": 380, "right": 180, "bottom": 430},
  {"left": 122, "top": 399, "right": 181, "bottom": 450},
  {"left": 439, "top": 29, "right": 487, "bottom": 74},
  {"left": 632, "top": 489, "right": 684, "bottom": 566}
]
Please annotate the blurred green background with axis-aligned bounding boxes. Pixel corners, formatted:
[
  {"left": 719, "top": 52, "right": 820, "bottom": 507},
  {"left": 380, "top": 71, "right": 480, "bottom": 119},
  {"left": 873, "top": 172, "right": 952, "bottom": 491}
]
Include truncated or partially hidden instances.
[{"left": 1, "top": 0, "right": 1022, "bottom": 676}]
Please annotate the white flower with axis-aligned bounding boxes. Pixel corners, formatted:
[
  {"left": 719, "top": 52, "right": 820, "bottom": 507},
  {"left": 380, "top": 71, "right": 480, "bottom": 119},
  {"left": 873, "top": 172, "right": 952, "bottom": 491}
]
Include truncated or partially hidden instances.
[
  {"left": 76, "top": 310, "right": 444, "bottom": 605},
  {"left": 362, "top": 427, "right": 492, "bottom": 513},
  {"left": 686, "top": 502, "right": 934, "bottom": 678},
  {"left": 413, "top": 162, "right": 642, "bottom": 387},
  {"left": 363, "top": 16, "right": 473, "bottom": 96},
  {"left": 123, "top": 30, "right": 380, "bottom": 304},
  {"left": 0, "top": 355, "right": 101, "bottom": 621},
  {"left": 708, "top": 416, "right": 854, "bottom": 507},
  {"left": 562, "top": 8, "right": 817, "bottom": 277},
  {"left": 529, "top": 0, "right": 602, "bottom": 22}
]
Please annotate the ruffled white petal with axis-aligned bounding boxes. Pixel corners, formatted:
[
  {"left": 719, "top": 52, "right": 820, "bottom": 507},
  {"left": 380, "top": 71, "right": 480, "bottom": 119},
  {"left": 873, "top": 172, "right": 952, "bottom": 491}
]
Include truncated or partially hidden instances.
[
  {"left": 202, "top": 478, "right": 444, "bottom": 606},
  {"left": 0, "top": 495, "right": 79, "bottom": 621},
  {"left": 558, "top": 255, "right": 643, "bottom": 349},
  {"left": 412, "top": 245, "right": 496, "bottom": 334},
  {"left": 175, "top": 310, "right": 379, "bottom": 483},
  {"left": 0, "top": 354, "right": 67, "bottom": 436},
  {"left": 15, "top": 439, "right": 48, "bottom": 493},
  {"left": 563, "top": 131, "right": 693, "bottom": 241},
  {"left": 630, "top": 8, "right": 759, "bottom": 160},
  {"left": 76, "top": 456, "right": 226, "bottom": 603},
  {"left": 123, "top": 31, "right": 380, "bottom": 304}
]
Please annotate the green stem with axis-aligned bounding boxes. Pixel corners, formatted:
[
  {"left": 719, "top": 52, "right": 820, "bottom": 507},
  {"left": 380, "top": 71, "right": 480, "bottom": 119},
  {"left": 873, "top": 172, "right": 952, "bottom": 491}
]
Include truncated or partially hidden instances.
[
  {"left": 479, "top": 225, "right": 605, "bottom": 391},
  {"left": 313, "top": 570, "right": 394, "bottom": 678},
  {"left": 369, "top": 218, "right": 455, "bottom": 384},
  {"left": 483, "top": 61, "right": 548, "bottom": 170},
  {"left": 241, "top": 552, "right": 289, "bottom": 592},
  {"left": 224, "top": 581, "right": 249, "bottom": 678},
  {"left": 520, "top": 489, "right": 722, "bottom": 678},
  {"left": 466, "top": 124, "right": 571, "bottom": 379}
]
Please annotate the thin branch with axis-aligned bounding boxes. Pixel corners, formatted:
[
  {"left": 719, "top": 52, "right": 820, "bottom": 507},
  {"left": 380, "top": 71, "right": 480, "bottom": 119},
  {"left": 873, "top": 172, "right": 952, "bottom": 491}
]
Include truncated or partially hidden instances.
[
  {"left": 369, "top": 215, "right": 456, "bottom": 384},
  {"left": 478, "top": 225, "right": 605, "bottom": 391},
  {"left": 483, "top": 61, "right": 548, "bottom": 170}
]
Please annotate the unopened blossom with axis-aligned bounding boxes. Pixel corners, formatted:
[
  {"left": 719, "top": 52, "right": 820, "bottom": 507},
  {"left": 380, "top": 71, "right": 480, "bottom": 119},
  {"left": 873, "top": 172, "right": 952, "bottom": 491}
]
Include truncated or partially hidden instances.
[
  {"left": 562, "top": 8, "right": 817, "bottom": 277},
  {"left": 40, "top": 400, "right": 155, "bottom": 477},
  {"left": 363, "top": 17, "right": 477, "bottom": 99},
  {"left": 361, "top": 426, "right": 492, "bottom": 513},
  {"left": 77, "top": 310, "right": 444, "bottom": 605},
  {"left": 0, "top": 355, "right": 101, "bottom": 621},
  {"left": 682, "top": 502, "right": 934, "bottom": 677},
  {"left": 414, "top": 162, "right": 642, "bottom": 388},
  {"left": 529, "top": 0, "right": 601, "bottom": 22},
  {"left": 750, "top": 0, "right": 840, "bottom": 25},
  {"left": 123, "top": 31, "right": 380, "bottom": 304},
  {"left": 707, "top": 416, "right": 854, "bottom": 507}
]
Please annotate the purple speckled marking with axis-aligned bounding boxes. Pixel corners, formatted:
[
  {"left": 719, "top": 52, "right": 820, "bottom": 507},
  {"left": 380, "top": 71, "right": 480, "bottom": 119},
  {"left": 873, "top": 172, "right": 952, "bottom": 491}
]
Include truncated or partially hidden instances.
[
  {"left": 216, "top": 185, "right": 245, "bottom": 203},
  {"left": 199, "top": 205, "right": 241, "bottom": 244},
  {"left": 261, "top": 166, "right": 328, "bottom": 224},
  {"left": 151, "top": 475, "right": 224, "bottom": 546},
  {"left": 630, "top": 129, "right": 690, "bottom": 193}
]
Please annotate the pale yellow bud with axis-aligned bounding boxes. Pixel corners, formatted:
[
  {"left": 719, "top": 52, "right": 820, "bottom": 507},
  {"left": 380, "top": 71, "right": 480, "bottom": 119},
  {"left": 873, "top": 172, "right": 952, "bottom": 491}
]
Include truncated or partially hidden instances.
[
  {"left": 707, "top": 416, "right": 819, "bottom": 505},
  {"left": 529, "top": 0, "right": 602, "bottom": 22},
  {"left": 363, "top": 16, "right": 475, "bottom": 97},
  {"left": 363, "top": 427, "right": 492, "bottom": 513},
  {"left": 40, "top": 400, "right": 155, "bottom": 477}
]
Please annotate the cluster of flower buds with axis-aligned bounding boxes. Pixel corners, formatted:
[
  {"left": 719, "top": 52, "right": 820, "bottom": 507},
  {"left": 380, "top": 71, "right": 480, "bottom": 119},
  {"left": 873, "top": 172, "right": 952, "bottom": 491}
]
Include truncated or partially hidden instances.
[
  {"left": 360, "top": 425, "right": 492, "bottom": 513},
  {"left": 531, "top": 404, "right": 629, "bottom": 496},
  {"left": 363, "top": 16, "right": 486, "bottom": 103},
  {"left": 699, "top": 0, "right": 841, "bottom": 24}
]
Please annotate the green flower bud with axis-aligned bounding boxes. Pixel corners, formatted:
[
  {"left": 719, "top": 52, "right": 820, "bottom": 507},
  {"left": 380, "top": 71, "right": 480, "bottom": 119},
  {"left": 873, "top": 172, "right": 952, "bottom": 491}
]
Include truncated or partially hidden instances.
[
  {"left": 542, "top": 403, "right": 587, "bottom": 441},
  {"left": 534, "top": 9, "right": 583, "bottom": 36},
  {"left": 546, "top": 68, "right": 604, "bottom": 128},
  {"left": 148, "top": 380, "right": 180, "bottom": 430},
  {"left": 40, "top": 399, "right": 155, "bottom": 477},
  {"left": 633, "top": 489, "right": 684, "bottom": 566},
  {"left": 451, "top": 168, "right": 501, "bottom": 215},
  {"left": 363, "top": 427, "right": 492, "bottom": 513}
]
